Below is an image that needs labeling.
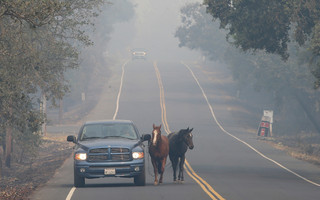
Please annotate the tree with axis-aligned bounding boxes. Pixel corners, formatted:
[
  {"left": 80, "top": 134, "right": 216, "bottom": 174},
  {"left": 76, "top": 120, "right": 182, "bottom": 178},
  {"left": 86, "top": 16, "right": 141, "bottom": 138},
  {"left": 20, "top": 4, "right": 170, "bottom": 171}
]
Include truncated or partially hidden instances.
[
  {"left": 0, "top": 0, "right": 106, "bottom": 175},
  {"left": 203, "top": 0, "right": 320, "bottom": 86},
  {"left": 63, "top": 0, "right": 135, "bottom": 117},
  {"left": 175, "top": 2, "right": 320, "bottom": 134},
  {"left": 175, "top": 3, "right": 229, "bottom": 61}
]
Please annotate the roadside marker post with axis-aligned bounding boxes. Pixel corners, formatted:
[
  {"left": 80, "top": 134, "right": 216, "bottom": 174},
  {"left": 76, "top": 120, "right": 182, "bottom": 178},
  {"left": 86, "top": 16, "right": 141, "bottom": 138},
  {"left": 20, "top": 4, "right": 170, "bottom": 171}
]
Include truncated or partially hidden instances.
[
  {"left": 257, "top": 110, "right": 273, "bottom": 137},
  {"left": 257, "top": 116, "right": 271, "bottom": 137}
]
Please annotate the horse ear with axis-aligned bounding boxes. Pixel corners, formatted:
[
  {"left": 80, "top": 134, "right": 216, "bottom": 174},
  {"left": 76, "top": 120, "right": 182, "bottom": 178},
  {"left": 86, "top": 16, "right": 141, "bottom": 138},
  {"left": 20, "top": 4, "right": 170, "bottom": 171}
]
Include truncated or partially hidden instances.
[
  {"left": 189, "top": 128, "right": 193, "bottom": 132},
  {"left": 187, "top": 127, "right": 189, "bottom": 131},
  {"left": 153, "top": 124, "right": 155, "bottom": 129},
  {"left": 159, "top": 124, "right": 161, "bottom": 129}
]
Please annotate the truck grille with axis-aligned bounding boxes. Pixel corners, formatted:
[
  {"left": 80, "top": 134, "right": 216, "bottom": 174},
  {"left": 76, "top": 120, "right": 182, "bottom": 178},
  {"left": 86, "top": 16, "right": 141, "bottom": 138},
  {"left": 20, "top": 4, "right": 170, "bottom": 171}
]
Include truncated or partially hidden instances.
[
  {"left": 112, "top": 154, "right": 130, "bottom": 161},
  {"left": 90, "top": 148, "right": 108, "bottom": 153},
  {"left": 111, "top": 148, "right": 129, "bottom": 153},
  {"left": 88, "top": 155, "right": 108, "bottom": 161},
  {"left": 88, "top": 147, "right": 131, "bottom": 162}
]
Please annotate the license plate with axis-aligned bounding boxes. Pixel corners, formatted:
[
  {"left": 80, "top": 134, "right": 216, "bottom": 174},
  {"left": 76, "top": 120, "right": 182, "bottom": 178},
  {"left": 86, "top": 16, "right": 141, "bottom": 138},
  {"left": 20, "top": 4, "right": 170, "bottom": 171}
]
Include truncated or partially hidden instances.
[{"left": 104, "top": 168, "right": 115, "bottom": 175}]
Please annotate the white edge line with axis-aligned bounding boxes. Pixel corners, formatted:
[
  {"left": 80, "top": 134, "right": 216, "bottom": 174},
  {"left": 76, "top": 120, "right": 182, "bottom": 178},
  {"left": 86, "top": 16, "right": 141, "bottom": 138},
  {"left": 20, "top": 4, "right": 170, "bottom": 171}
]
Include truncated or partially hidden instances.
[
  {"left": 65, "top": 60, "right": 129, "bottom": 200},
  {"left": 113, "top": 60, "right": 128, "bottom": 120},
  {"left": 182, "top": 61, "right": 320, "bottom": 187}
]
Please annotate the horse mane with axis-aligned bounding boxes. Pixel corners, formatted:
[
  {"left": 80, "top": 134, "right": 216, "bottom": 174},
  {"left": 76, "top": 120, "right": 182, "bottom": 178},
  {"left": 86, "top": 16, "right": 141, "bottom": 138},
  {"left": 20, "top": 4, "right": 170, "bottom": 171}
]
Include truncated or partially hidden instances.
[
  {"left": 177, "top": 128, "right": 188, "bottom": 138},
  {"left": 168, "top": 130, "right": 183, "bottom": 143},
  {"left": 179, "top": 127, "right": 193, "bottom": 135},
  {"left": 178, "top": 129, "right": 186, "bottom": 136}
]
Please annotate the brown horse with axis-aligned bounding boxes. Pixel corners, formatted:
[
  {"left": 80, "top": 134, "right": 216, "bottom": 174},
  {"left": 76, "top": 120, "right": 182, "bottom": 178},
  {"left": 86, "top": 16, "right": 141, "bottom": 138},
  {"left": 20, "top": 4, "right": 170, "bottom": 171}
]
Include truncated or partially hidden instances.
[{"left": 149, "top": 124, "right": 169, "bottom": 185}]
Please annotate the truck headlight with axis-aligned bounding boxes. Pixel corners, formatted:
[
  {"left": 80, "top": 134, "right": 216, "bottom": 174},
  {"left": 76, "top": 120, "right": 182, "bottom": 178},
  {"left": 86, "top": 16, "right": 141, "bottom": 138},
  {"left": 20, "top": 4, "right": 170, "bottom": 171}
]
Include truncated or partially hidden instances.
[
  {"left": 132, "top": 152, "right": 144, "bottom": 159},
  {"left": 75, "top": 153, "right": 87, "bottom": 161}
]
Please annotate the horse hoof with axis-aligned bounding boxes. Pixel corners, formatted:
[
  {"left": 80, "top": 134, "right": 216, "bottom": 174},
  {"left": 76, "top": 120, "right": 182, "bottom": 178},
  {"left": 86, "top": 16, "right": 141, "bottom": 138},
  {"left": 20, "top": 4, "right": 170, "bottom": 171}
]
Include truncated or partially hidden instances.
[
  {"left": 154, "top": 181, "right": 158, "bottom": 186},
  {"left": 173, "top": 180, "right": 178, "bottom": 184},
  {"left": 180, "top": 180, "right": 184, "bottom": 184}
]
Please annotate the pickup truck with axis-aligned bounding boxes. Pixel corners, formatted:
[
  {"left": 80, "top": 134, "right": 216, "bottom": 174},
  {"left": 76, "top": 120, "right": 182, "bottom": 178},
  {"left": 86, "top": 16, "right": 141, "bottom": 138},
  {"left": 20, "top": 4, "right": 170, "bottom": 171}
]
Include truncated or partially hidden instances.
[{"left": 67, "top": 120, "right": 151, "bottom": 187}]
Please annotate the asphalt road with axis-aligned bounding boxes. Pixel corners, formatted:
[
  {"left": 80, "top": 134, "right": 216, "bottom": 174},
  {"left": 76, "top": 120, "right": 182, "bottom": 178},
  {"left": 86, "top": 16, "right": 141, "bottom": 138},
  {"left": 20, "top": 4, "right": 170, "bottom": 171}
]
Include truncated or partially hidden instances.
[{"left": 31, "top": 60, "right": 320, "bottom": 200}]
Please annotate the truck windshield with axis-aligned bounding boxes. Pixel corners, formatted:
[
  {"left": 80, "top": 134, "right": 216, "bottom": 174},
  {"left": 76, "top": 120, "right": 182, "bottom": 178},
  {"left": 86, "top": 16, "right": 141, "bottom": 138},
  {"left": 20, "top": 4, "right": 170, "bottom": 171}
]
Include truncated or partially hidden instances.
[{"left": 79, "top": 123, "right": 138, "bottom": 141}]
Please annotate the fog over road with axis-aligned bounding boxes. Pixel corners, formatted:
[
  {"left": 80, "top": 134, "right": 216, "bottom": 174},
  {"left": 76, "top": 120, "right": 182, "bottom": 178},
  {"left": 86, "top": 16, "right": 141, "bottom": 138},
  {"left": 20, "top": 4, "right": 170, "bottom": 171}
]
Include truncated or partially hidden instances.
[{"left": 31, "top": 60, "right": 320, "bottom": 200}]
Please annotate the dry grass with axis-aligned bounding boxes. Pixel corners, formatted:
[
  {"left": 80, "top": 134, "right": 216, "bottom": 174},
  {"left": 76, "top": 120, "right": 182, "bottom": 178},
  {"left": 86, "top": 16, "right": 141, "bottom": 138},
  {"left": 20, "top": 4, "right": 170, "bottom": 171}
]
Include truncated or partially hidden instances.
[
  {"left": 0, "top": 134, "right": 72, "bottom": 200},
  {"left": 263, "top": 134, "right": 320, "bottom": 167}
]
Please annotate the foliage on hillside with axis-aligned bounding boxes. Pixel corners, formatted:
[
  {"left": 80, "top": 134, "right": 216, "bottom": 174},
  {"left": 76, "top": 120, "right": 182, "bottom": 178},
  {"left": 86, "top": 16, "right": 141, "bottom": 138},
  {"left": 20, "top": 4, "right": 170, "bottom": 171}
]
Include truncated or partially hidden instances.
[
  {"left": 203, "top": 0, "right": 320, "bottom": 87},
  {"left": 0, "top": 0, "right": 134, "bottom": 179},
  {"left": 62, "top": 0, "right": 134, "bottom": 114},
  {"left": 175, "top": 2, "right": 320, "bottom": 134}
]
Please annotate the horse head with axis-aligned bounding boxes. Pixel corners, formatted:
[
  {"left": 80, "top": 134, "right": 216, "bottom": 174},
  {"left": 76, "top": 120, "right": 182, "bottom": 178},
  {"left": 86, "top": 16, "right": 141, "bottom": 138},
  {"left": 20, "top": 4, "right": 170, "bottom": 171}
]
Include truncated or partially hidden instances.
[
  {"left": 151, "top": 124, "right": 162, "bottom": 146},
  {"left": 180, "top": 127, "right": 194, "bottom": 150}
]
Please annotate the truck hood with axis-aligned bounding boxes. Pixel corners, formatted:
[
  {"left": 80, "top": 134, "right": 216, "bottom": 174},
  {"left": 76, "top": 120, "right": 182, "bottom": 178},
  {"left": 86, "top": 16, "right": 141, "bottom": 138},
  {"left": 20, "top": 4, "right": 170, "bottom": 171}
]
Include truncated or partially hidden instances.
[{"left": 77, "top": 138, "right": 141, "bottom": 151}]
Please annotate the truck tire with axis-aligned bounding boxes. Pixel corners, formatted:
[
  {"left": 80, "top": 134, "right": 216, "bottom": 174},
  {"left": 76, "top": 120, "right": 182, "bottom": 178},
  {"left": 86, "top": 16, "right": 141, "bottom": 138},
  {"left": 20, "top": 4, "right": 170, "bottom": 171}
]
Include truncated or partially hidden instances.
[
  {"left": 134, "top": 167, "right": 145, "bottom": 186},
  {"left": 74, "top": 169, "right": 85, "bottom": 187}
]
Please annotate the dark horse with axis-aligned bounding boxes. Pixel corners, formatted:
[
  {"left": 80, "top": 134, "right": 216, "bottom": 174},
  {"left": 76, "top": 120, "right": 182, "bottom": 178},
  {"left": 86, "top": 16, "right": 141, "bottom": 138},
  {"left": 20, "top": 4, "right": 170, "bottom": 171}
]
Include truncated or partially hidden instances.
[
  {"left": 149, "top": 124, "right": 169, "bottom": 185},
  {"left": 168, "top": 127, "right": 194, "bottom": 183}
]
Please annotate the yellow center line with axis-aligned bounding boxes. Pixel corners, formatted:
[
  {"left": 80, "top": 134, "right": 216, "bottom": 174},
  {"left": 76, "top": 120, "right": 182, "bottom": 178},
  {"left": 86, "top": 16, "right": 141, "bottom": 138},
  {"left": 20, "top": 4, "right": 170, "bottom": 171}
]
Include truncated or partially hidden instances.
[
  {"left": 154, "top": 61, "right": 170, "bottom": 133},
  {"left": 153, "top": 61, "right": 225, "bottom": 200}
]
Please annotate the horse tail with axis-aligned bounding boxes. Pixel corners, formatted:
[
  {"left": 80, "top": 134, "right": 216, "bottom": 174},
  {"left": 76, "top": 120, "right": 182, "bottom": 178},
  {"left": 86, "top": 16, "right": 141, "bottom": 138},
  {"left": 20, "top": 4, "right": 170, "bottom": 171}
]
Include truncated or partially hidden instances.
[{"left": 158, "top": 162, "right": 162, "bottom": 174}]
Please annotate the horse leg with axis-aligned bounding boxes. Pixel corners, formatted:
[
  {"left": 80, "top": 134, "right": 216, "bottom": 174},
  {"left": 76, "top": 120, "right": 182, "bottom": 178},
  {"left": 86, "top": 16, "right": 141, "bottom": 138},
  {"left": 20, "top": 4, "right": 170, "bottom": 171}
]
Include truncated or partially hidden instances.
[
  {"left": 178, "top": 155, "right": 185, "bottom": 183},
  {"left": 151, "top": 158, "right": 158, "bottom": 185},
  {"left": 177, "top": 157, "right": 181, "bottom": 181},
  {"left": 159, "top": 157, "right": 167, "bottom": 184},
  {"left": 171, "top": 156, "right": 178, "bottom": 182}
]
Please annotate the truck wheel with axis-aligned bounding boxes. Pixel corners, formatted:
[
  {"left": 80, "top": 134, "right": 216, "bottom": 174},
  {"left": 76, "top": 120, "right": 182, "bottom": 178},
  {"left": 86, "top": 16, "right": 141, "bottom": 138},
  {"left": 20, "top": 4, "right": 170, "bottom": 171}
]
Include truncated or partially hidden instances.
[
  {"left": 74, "top": 169, "right": 85, "bottom": 187},
  {"left": 134, "top": 167, "right": 145, "bottom": 186}
]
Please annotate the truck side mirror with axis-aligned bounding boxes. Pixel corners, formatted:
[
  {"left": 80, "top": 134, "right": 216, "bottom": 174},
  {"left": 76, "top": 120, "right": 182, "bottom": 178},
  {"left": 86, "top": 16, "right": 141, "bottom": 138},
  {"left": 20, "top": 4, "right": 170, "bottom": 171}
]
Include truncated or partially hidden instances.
[
  {"left": 67, "top": 135, "right": 76, "bottom": 143},
  {"left": 141, "top": 134, "right": 151, "bottom": 142}
]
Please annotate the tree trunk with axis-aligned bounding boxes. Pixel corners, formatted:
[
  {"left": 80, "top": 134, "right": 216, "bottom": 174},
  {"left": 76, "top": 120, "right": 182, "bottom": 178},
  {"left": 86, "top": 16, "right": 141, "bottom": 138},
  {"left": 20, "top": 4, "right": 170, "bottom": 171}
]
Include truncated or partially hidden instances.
[
  {"left": 59, "top": 99, "right": 63, "bottom": 124},
  {"left": 0, "top": 147, "right": 3, "bottom": 178},
  {"left": 5, "top": 126, "right": 12, "bottom": 168},
  {"left": 41, "top": 93, "right": 47, "bottom": 135}
]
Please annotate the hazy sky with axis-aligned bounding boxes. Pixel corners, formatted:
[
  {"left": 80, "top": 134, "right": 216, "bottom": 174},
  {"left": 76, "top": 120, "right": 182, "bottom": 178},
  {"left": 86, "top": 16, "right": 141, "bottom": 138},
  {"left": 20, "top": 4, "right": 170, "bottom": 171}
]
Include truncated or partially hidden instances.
[{"left": 108, "top": 0, "right": 201, "bottom": 61}]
